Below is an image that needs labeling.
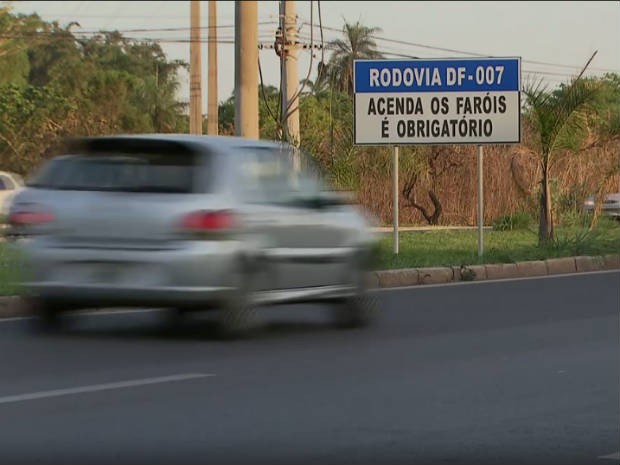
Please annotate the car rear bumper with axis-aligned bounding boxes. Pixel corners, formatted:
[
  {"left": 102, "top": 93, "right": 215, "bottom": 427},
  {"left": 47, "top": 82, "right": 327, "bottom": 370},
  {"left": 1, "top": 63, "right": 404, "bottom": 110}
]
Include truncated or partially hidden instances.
[
  {"left": 22, "top": 282, "right": 232, "bottom": 309},
  {"left": 13, "top": 239, "right": 243, "bottom": 307}
]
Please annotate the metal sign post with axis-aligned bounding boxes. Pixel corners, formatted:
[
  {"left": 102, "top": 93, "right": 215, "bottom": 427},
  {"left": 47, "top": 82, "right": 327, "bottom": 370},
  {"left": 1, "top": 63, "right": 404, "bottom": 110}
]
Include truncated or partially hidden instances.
[
  {"left": 477, "top": 145, "right": 484, "bottom": 257},
  {"left": 393, "top": 145, "right": 399, "bottom": 254}
]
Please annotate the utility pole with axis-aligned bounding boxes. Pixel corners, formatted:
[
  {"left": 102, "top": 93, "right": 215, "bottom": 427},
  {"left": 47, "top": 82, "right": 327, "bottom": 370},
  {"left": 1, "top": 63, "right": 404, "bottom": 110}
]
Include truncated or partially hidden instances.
[
  {"left": 189, "top": 0, "right": 202, "bottom": 135},
  {"left": 234, "top": 0, "right": 259, "bottom": 139},
  {"left": 207, "top": 0, "right": 218, "bottom": 135},
  {"left": 277, "top": 0, "right": 299, "bottom": 148}
]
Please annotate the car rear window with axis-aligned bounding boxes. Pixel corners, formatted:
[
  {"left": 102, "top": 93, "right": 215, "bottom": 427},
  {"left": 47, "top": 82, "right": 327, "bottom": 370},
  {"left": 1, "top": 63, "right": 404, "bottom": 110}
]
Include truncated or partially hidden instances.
[{"left": 27, "top": 140, "right": 206, "bottom": 193}]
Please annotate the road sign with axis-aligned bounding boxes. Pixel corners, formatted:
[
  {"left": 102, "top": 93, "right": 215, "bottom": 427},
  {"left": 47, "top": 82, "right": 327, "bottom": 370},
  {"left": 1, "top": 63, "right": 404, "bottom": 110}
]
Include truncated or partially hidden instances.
[{"left": 354, "top": 57, "right": 521, "bottom": 145}]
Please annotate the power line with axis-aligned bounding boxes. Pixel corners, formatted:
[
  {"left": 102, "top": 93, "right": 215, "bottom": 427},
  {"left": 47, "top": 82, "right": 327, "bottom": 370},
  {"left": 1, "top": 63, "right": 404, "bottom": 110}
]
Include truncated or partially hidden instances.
[
  {"left": 299, "top": 20, "right": 620, "bottom": 74},
  {"left": 317, "top": 0, "right": 325, "bottom": 67},
  {"left": 1, "top": 29, "right": 610, "bottom": 83},
  {"left": 9, "top": 5, "right": 619, "bottom": 74},
  {"left": 1, "top": 22, "right": 277, "bottom": 36},
  {"left": 297, "top": 32, "right": 601, "bottom": 80},
  {"left": 258, "top": 51, "right": 281, "bottom": 130},
  {"left": 4, "top": 12, "right": 617, "bottom": 85}
]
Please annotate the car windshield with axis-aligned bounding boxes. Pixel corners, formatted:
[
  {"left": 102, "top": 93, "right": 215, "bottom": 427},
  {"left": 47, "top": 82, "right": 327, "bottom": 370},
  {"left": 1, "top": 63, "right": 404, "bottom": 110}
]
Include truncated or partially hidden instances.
[{"left": 27, "top": 151, "right": 199, "bottom": 194}]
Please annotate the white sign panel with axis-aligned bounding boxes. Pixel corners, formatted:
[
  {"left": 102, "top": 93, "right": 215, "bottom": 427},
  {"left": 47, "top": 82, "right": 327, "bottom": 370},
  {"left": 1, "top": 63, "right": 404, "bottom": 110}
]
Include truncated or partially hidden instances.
[{"left": 354, "top": 58, "right": 521, "bottom": 145}]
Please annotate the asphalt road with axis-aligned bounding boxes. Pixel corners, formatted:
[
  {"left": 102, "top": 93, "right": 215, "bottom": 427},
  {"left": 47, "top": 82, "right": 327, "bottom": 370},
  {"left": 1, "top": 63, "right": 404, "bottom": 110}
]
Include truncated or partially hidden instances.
[{"left": 0, "top": 272, "right": 618, "bottom": 465}]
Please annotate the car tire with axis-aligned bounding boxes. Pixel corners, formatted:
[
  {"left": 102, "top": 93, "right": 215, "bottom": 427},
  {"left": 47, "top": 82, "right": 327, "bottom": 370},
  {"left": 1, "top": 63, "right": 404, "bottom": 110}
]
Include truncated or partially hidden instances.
[
  {"left": 161, "top": 307, "right": 187, "bottom": 333},
  {"left": 218, "top": 267, "right": 256, "bottom": 339},
  {"left": 333, "top": 291, "right": 377, "bottom": 329},
  {"left": 26, "top": 298, "right": 64, "bottom": 332},
  {"left": 332, "top": 268, "right": 377, "bottom": 329}
]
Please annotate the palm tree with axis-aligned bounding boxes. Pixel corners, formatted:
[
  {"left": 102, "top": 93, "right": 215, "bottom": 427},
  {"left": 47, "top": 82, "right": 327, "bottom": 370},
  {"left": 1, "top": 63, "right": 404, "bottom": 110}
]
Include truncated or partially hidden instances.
[
  {"left": 523, "top": 54, "right": 601, "bottom": 245},
  {"left": 324, "top": 21, "right": 383, "bottom": 95},
  {"left": 302, "top": 61, "right": 331, "bottom": 97}
]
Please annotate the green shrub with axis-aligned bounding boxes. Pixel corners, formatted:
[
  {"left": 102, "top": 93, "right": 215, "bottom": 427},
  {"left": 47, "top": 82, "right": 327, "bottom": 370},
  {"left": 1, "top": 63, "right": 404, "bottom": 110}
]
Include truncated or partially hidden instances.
[
  {"left": 545, "top": 217, "right": 620, "bottom": 256},
  {"left": 492, "top": 212, "right": 534, "bottom": 231}
]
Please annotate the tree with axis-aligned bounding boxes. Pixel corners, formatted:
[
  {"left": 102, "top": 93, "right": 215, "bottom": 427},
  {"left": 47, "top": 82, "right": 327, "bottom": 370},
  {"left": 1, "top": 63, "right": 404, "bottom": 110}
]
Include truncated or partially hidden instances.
[
  {"left": 578, "top": 72, "right": 620, "bottom": 230},
  {"left": 401, "top": 146, "right": 463, "bottom": 225},
  {"left": 0, "top": 8, "right": 189, "bottom": 174},
  {"left": 301, "top": 62, "right": 331, "bottom": 98},
  {"left": 76, "top": 32, "right": 187, "bottom": 133},
  {"left": 25, "top": 17, "right": 82, "bottom": 88},
  {"left": 0, "top": 5, "right": 33, "bottom": 86},
  {"left": 0, "top": 83, "right": 74, "bottom": 173},
  {"left": 324, "top": 21, "right": 383, "bottom": 95},
  {"left": 523, "top": 55, "right": 602, "bottom": 245},
  {"left": 586, "top": 72, "right": 620, "bottom": 144}
]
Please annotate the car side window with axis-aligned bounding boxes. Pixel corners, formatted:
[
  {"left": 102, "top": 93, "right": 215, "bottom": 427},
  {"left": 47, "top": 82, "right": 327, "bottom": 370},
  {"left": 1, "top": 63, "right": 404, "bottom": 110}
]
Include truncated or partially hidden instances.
[
  {"left": 237, "top": 146, "right": 328, "bottom": 207},
  {"left": 0, "top": 176, "right": 9, "bottom": 190},
  {"left": 238, "top": 147, "right": 295, "bottom": 205}
]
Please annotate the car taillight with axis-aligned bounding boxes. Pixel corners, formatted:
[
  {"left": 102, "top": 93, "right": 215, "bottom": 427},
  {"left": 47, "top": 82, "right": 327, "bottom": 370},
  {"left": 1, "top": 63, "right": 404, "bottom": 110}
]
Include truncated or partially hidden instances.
[
  {"left": 8, "top": 211, "right": 55, "bottom": 226},
  {"left": 180, "top": 210, "right": 237, "bottom": 233}
]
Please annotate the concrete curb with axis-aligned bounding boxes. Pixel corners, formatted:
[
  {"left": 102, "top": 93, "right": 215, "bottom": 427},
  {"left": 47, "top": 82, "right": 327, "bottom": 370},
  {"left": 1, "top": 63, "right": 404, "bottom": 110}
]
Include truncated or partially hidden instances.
[
  {"left": 0, "top": 254, "right": 618, "bottom": 319},
  {"left": 0, "top": 296, "right": 22, "bottom": 318},
  {"left": 369, "top": 254, "right": 620, "bottom": 289}
]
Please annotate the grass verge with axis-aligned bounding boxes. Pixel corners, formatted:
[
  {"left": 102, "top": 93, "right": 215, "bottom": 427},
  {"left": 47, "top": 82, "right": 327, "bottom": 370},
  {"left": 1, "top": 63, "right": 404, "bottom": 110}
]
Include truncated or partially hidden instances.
[
  {"left": 0, "top": 242, "right": 22, "bottom": 296},
  {"left": 0, "top": 219, "right": 618, "bottom": 295},
  {"left": 375, "top": 218, "right": 620, "bottom": 270}
]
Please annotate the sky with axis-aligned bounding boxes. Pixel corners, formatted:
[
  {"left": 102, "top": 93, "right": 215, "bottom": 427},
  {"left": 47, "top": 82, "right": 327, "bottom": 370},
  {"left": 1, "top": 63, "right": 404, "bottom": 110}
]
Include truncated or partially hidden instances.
[{"left": 7, "top": 1, "right": 620, "bottom": 112}]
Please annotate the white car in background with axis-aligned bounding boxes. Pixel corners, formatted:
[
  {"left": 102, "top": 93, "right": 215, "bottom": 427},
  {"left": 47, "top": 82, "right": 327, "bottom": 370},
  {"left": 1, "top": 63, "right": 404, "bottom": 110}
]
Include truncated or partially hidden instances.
[
  {"left": 583, "top": 192, "right": 620, "bottom": 219},
  {"left": 0, "top": 171, "right": 24, "bottom": 220}
]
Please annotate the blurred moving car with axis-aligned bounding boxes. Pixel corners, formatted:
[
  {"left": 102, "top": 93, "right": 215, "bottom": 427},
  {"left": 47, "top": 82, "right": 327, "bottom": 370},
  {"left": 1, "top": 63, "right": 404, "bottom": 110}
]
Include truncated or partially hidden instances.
[
  {"left": 0, "top": 170, "right": 24, "bottom": 219},
  {"left": 6, "top": 135, "right": 378, "bottom": 336},
  {"left": 583, "top": 192, "right": 620, "bottom": 219}
]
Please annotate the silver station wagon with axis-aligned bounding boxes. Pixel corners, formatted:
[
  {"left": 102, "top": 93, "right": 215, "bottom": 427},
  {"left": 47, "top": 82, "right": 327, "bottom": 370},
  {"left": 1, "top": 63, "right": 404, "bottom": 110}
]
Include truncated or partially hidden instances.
[{"left": 6, "top": 135, "right": 378, "bottom": 337}]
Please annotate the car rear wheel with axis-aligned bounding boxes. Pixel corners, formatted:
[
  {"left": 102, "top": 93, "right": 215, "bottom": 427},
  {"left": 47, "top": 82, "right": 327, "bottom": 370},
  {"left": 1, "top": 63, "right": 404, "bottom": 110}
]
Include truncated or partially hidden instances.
[
  {"left": 161, "top": 307, "right": 188, "bottom": 332},
  {"left": 332, "top": 292, "right": 377, "bottom": 329},
  {"left": 218, "top": 268, "right": 257, "bottom": 339},
  {"left": 26, "top": 298, "right": 64, "bottom": 331},
  {"left": 332, "top": 269, "right": 377, "bottom": 329}
]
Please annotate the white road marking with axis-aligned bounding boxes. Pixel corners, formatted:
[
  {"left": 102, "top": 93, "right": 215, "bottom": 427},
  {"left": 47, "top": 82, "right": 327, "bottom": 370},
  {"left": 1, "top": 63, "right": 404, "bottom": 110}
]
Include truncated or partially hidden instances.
[
  {"left": 0, "top": 373, "right": 214, "bottom": 405},
  {"left": 599, "top": 451, "right": 620, "bottom": 460}
]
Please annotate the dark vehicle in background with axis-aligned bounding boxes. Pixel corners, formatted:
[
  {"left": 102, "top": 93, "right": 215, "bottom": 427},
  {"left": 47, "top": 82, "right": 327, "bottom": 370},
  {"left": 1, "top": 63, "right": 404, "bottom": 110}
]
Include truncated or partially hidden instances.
[{"left": 6, "top": 135, "right": 378, "bottom": 337}]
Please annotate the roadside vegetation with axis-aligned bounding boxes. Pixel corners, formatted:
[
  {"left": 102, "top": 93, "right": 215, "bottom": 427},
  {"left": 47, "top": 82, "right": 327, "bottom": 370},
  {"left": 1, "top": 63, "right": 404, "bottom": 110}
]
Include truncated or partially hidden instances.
[
  {"left": 0, "top": 242, "right": 20, "bottom": 295},
  {"left": 376, "top": 216, "right": 620, "bottom": 270},
  {"left": 0, "top": 215, "right": 617, "bottom": 295},
  {"left": 0, "top": 5, "right": 618, "bottom": 288}
]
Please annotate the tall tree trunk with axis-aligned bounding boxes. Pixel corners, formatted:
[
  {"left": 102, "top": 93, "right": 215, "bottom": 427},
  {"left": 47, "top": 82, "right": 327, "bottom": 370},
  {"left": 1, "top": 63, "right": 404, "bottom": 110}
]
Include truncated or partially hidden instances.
[{"left": 538, "top": 162, "right": 554, "bottom": 245}]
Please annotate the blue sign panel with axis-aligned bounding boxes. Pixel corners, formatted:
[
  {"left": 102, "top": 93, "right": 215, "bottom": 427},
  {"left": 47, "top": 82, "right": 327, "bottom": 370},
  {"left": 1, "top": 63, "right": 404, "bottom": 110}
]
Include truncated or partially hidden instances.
[{"left": 354, "top": 58, "right": 520, "bottom": 93}]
